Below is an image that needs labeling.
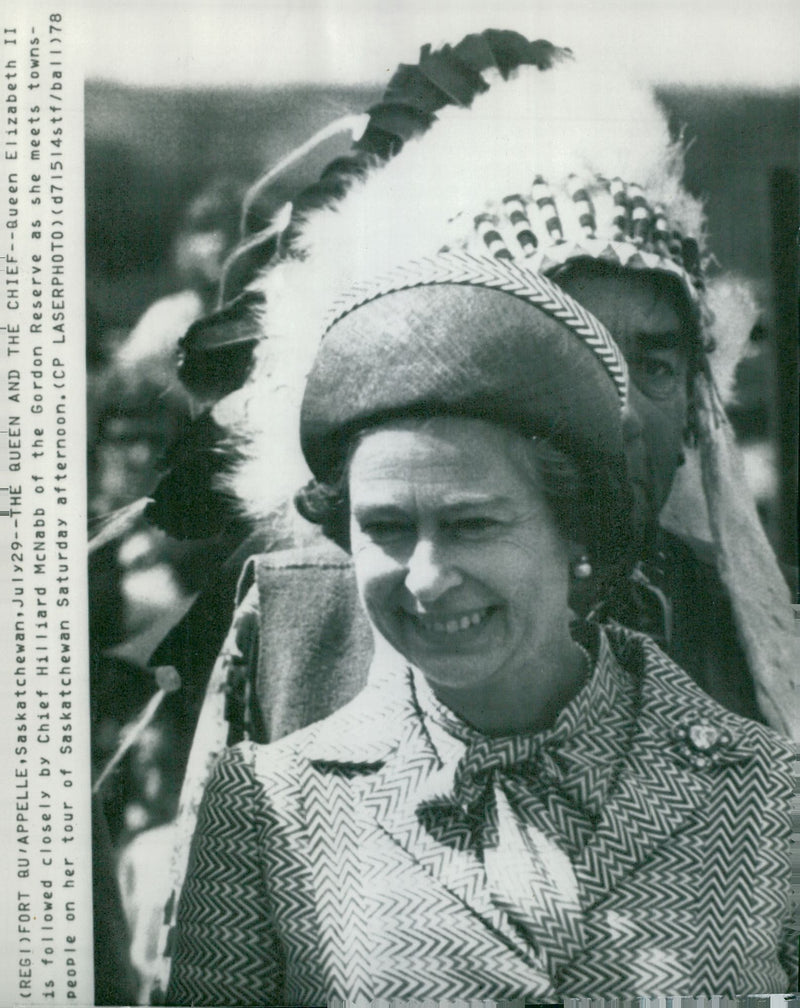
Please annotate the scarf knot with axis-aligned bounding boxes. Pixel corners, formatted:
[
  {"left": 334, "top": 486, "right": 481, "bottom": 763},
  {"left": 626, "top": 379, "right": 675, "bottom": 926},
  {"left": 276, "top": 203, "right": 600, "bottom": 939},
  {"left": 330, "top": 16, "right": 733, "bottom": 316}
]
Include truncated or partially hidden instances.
[{"left": 451, "top": 732, "right": 570, "bottom": 813}]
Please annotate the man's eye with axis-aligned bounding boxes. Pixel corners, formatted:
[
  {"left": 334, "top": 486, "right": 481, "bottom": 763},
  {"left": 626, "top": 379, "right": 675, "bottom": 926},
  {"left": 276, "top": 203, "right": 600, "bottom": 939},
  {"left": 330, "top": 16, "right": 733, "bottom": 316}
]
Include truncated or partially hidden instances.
[
  {"left": 640, "top": 360, "right": 669, "bottom": 379},
  {"left": 631, "top": 353, "right": 682, "bottom": 399}
]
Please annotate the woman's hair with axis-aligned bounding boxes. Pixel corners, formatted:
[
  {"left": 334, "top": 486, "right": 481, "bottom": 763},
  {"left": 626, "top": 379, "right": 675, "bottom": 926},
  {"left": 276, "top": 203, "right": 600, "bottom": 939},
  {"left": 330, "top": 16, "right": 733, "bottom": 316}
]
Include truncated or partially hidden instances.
[{"left": 294, "top": 418, "right": 632, "bottom": 570}]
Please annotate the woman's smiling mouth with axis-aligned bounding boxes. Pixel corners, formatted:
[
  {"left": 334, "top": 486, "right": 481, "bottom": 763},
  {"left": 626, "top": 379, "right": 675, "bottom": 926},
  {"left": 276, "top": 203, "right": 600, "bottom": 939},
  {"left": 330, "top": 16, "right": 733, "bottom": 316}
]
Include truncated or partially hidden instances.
[{"left": 406, "top": 605, "right": 494, "bottom": 637}]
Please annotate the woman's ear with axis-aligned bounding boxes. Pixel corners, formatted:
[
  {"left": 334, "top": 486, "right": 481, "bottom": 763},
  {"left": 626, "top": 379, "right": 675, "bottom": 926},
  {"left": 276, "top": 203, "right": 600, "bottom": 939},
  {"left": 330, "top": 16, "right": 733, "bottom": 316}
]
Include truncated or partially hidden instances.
[
  {"left": 570, "top": 552, "right": 593, "bottom": 581},
  {"left": 567, "top": 548, "right": 594, "bottom": 617}
]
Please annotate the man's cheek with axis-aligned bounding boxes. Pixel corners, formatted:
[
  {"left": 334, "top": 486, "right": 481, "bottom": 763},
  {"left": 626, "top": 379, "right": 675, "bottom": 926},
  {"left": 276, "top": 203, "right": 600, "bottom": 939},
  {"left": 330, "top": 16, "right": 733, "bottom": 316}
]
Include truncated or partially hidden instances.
[{"left": 643, "top": 410, "right": 686, "bottom": 495}]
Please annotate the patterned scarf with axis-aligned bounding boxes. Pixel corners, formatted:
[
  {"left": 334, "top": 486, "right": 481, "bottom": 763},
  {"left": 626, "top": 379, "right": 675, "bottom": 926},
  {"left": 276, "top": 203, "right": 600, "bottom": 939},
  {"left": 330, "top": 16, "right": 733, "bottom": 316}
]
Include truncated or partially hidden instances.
[{"left": 413, "top": 627, "right": 639, "bottom": 976}]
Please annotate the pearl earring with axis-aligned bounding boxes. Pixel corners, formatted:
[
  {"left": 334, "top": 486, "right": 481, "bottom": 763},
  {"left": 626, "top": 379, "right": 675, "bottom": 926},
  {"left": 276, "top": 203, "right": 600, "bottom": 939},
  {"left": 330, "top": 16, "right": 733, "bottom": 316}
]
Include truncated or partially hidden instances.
[{"left": 572, "top": 555, "right": 592, "bottom": 580}]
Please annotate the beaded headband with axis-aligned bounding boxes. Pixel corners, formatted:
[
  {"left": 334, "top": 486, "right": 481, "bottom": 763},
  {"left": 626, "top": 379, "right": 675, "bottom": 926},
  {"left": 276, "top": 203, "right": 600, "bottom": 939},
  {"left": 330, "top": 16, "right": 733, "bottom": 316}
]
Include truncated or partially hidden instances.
[
  {"left": 324, "top": 251, "right": 629, "bottom": 411},
  {"left": 460, "top": 175, "right": 710, "bottom": 346}
]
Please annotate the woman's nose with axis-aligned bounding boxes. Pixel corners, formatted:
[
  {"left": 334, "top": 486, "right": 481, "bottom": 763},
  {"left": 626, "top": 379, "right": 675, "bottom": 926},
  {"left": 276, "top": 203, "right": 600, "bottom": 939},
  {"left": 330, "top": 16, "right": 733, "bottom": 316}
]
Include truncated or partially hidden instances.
[{"left": 404, "top": 538, "right": 462, "bottom": 603}]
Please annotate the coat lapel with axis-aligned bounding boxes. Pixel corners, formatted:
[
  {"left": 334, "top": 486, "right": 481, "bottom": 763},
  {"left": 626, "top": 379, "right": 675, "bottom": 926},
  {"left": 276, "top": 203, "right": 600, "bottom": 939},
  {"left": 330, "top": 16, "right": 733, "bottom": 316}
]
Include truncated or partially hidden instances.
[
  {"left": 573, "top": 633, "right": 757, "bottom": 911},
  {"left": 301, "top": 664, "right": 553, "bottom": 995},
  {"left": 568, "top": 637, "right": 753, "bottom": 915}
]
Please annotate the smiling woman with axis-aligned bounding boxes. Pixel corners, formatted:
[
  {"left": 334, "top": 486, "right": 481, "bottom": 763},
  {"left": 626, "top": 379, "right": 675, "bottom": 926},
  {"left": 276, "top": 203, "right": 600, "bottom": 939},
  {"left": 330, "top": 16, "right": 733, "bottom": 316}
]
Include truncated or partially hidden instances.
[
  {"left": 348, "top": 416, "right": 585, "bottom": 735},
  {"left": 166, "top": 248, "right": 794, "bottom": 1004}
]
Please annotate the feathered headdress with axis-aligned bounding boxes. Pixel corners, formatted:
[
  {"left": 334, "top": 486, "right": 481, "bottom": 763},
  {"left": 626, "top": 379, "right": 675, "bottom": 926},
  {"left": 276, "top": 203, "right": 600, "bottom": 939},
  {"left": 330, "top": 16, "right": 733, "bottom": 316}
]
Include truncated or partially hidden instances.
[{"left": 211, "top": 31, "right": 756, "bottom": 529}]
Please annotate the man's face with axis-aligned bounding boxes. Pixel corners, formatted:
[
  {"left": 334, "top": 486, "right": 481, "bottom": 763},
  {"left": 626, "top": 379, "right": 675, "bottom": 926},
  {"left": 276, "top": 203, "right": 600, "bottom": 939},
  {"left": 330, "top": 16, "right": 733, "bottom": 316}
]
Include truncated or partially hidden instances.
[{"left": 556, "top": 268, "right": 693, "bottom": 533}]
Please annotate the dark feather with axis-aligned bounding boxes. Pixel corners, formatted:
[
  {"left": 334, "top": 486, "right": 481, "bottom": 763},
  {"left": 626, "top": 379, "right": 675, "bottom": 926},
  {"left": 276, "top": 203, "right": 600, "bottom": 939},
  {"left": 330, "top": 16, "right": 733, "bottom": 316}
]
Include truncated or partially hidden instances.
[
  {"left": 177, "top": 290, "right": 263, "bottom": 399},
  {"left": 144, "top": 413, "right": 238, "bottom": 539}
]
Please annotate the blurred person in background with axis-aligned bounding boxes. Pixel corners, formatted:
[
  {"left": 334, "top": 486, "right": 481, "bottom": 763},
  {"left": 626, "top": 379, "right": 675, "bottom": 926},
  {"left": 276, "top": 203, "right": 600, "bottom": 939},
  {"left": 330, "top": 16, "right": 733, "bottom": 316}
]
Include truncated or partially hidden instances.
[
  {"left": 88, "top": 179, "right": 246, "bottom": 1004},
  {"left": 91, "top": 179, "right": 245, "bottom": 834}
]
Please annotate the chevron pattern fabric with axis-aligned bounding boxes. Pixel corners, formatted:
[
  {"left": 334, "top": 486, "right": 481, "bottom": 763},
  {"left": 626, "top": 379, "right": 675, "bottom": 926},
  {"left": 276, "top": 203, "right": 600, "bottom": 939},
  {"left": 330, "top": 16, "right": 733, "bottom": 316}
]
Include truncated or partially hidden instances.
[
  {"left": 483, "top": 781, "right": 585, "bottom": 978},
  {"left": 324, "top": 252, "right": 629, "bottom": 410},
  {"left": 165, "top": 625, "right": 794, "bottom": 1005},
  {"left": 412, "top": 633, "right": 639, "bottom": 980}
]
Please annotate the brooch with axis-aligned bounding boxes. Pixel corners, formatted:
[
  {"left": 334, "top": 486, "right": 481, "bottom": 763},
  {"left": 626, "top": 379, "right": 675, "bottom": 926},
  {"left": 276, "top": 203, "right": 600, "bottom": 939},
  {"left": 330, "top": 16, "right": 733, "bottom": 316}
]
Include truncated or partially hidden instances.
[{"left": 671, "top": 719, "right": 733, "bottom": 770}]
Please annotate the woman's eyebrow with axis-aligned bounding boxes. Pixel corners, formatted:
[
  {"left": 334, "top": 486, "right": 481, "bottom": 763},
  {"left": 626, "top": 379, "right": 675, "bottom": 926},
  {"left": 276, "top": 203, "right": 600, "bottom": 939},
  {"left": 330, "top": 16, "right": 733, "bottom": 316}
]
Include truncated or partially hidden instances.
[
  {"left": 433, "top": 495, "right": 517, "bottom": 513},
  {"left": 353, "top": 495, "right": 514, "bottom": 514}
]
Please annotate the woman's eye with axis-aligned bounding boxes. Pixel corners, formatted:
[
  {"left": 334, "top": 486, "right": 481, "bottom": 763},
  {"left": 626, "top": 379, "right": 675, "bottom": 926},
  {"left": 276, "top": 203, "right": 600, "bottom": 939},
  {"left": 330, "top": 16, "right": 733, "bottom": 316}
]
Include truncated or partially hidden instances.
[
  {"left": 362, "top": 520, "right": 412, "bottom": 541},
  {"left": 446, "top": 517, "right": 499, "bottom": 538}
]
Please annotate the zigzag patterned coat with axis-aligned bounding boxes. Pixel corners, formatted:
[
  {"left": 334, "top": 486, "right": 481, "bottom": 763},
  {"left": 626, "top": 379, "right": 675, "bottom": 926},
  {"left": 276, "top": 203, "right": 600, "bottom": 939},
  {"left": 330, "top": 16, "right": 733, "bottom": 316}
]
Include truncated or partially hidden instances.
[{"left": 166, "top": 625, "right": 794, "bottom": 1004}]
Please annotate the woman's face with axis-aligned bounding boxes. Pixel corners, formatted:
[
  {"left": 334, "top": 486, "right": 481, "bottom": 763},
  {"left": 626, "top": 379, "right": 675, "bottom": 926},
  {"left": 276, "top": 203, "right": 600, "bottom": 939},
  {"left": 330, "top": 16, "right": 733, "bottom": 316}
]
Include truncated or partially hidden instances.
[{"left": 348, "top": 416, "right": 573, "bottom": 694}]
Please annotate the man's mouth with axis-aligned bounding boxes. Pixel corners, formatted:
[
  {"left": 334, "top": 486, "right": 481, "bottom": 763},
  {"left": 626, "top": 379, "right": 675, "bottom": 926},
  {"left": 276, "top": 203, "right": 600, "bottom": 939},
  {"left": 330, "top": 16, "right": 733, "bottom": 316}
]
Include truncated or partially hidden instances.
[{"left": 408, "top": 606, "right": 494, "bottom": 636}]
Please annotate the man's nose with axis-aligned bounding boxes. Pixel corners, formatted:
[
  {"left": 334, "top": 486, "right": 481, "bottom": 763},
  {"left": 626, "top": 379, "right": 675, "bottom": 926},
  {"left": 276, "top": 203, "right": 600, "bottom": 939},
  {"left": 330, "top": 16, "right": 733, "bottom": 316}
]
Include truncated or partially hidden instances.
[
  {"left": 622, "top": 403, "right": 644, "bottom": 443},
  {"left": 404, "top": 538, "right": 462, "bottom": 603}
]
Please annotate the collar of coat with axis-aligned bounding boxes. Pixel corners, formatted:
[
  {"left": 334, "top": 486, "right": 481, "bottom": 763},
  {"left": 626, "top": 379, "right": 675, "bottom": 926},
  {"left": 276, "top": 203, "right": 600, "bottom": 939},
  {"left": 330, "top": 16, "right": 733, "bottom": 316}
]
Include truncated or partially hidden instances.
[
  {"left": 248, "top": 622, "right": 789, "bottom": 986},
  {"left": 273, "top": 625, "right": 775, "bottom": 920},
  {"left": 407, "top": 626, "right": 636, "bottom": 822},
  {"left": 298, "top": 623, "right": 763, "bottom": 771}
]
